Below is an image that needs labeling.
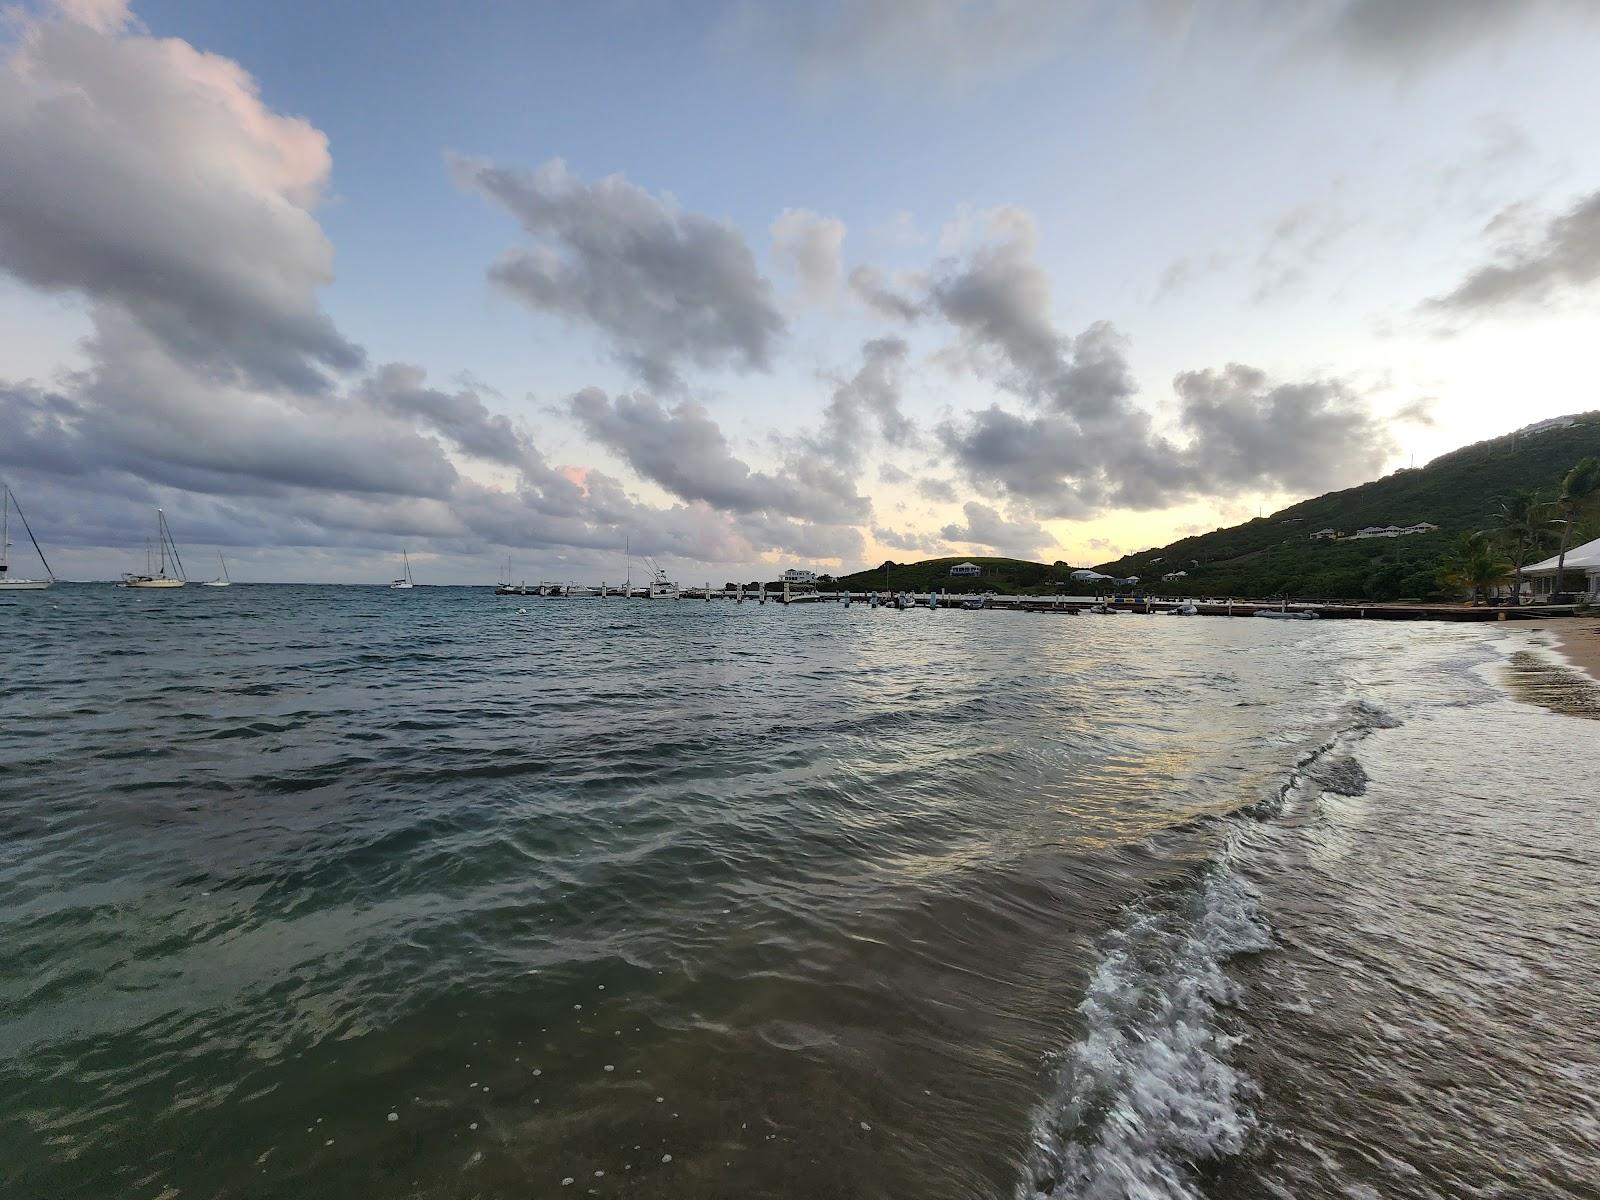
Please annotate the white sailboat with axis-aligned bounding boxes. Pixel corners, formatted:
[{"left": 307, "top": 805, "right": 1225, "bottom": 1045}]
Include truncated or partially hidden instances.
[
  {"left": 0, "top": 484, "right": 55, "bottom": 590},
  {"left": 201, "top": 553, "right": 232, "bottom": 587},
  {"left": 390, "top": 551, "right": 415, "bottom": 589},
  {"left": 122, "top": 509, "right": 186, "bottom": 588}
]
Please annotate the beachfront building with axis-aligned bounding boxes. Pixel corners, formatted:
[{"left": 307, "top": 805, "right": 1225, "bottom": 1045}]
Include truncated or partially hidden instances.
[
  {"left": 1523, "top": 536, "right": 1600, "bottom": 600},
  {"left": 782, "top": 568, "right": 817, "bottom": 584},
  {"left": 948, "top": 562, "right": 982, "bottom": 577}
]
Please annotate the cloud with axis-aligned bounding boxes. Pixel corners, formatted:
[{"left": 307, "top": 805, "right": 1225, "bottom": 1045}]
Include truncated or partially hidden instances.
[
  {"left": 1426, "top": 189, "right": 1600, "bottom": 314},
  {"left": 848, "top": 264, "right": 924, "bottom": 321},
  {"left": 1320, "top": 0, "right": 1595, "bottom": 65},
  {"left": 569, "top": 388, "right": 868, "bottom": 525},
  {"left": 871, "top": 525, "right": 946, "bottom": 554},
  {"left": 809, "top": 336, "right": 914, "bottom": 469},
  {"left": 358, "top": 364, "right": 539, "bottom": 471},
  {"left": 771, "top": 209, "right": 846, "bottom": 303},
  {"left": 938, "top": 500, "right": 1055, "bottom": 558},
  {"left": 1171, "top": 363, "right": 1398, "bottom": 495},
  {"left": 923, "top": 206, "right": 1397, "bottom": 513},
  {"left": 0, "top": 1, "right": 362, "bottom": 393},
  {"left": 453, "top": 156, "right": 786, "bottom": 390},
  {"left": 719, "top": 0, "right": 1078, "bottom": 92}
]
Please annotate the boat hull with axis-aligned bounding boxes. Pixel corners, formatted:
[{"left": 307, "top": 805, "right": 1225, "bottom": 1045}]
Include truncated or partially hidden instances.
[
  {"left": 200, "top": 581, "right": 231, "bottom": 587},
  {"left": 124, "top": 577, "right": 185, "bottom": 588},
  {"left": 0, "top": 579, "right": 52, "bottom": 590}
]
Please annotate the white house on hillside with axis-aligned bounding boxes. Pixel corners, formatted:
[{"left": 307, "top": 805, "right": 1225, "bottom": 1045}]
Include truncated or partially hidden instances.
[
  {"left": 1523, "top": 537, "right": 1600, "bottom": 599},
  {"left": 1310, "top": 528, "right": 1340, "bottom": 540},
  {"left": 1350, "top": 522, "right": 1439, "bottom": 540},
  {"left": 948, "top": 562, "right": 982, "bottom": 577},
  {"left": 782, "top": 568, "right": 816, "bottom": 584}
]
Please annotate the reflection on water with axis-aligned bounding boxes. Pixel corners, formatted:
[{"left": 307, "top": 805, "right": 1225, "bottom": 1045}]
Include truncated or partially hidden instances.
[{"left": 0, "top": 586, "right": 1594, "bottom": 1199}]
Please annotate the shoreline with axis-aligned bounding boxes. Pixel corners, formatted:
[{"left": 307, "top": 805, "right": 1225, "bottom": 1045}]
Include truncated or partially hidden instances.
[{"left": 1549, "top": 620, "right": 1600, "bottom": 684}]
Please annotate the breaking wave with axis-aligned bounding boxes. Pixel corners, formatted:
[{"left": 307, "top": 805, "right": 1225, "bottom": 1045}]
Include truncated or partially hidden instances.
[
  {"left": 1017, "top": 867, "right": 1269, "bottom": 1200},
  {"left": 1018, "top": 699, "right": 1401, "bottom": 1198}
]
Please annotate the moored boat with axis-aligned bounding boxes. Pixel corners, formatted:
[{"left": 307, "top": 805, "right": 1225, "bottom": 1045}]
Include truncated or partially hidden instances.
[
  {"left": 0, "top": 484, "right": 55, "bottom": 590},
  {"left": 200, "top": 553, "right": 232, "bottom": 587},
  {"left": 122, "top": 509, "right": 186, "bottom": 588},
  {"left": 390, "top": 551, "right": 415, "bottom": 589}
]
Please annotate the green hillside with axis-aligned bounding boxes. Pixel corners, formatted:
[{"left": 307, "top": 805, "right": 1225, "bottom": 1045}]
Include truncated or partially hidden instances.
[
  {"left": 834, "top": 555, "right": 1074, "bottom": 594},
  {"left": 1095, "top": 413, "right": 1600, "bottom": 599}
]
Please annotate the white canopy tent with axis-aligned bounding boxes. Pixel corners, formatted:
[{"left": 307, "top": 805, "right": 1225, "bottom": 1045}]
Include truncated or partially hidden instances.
[{"left": 1523, "top": 535, "right": 1600, "bottom": 598}]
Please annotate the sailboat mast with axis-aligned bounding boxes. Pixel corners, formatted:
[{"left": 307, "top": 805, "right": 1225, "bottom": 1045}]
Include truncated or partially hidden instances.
[
  {"left": 2, "top": 486, "right": 9, "bottom": 574},
  {"left": 158, "top": 509, "right": 186, "bottom": 580},
  {"left": 8, "top": 488, "right": 55, "bottom": 580}
]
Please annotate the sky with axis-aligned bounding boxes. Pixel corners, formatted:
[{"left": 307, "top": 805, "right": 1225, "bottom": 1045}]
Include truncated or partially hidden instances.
[{"left": 3, "top": 0, "right": 1600, "bottom": 584}]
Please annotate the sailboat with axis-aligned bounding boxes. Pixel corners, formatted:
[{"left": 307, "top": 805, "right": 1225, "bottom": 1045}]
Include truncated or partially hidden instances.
[
  {"left": 0, "top": 484, "right": 55, "bottom": 590},
  {"left": 390, "top": 551, "right": 415, "bottom": 589},
  {"left": 122, "top": 509, "right": 186, "bottom": 588},
  {"left": 201, "top": 553, "right": 232, "bottom": 587}
]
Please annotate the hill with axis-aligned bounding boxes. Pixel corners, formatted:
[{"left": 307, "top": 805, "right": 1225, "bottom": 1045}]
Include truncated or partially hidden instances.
[
  {"left": 1095, "top": 412, "right": 1600, "bottom": 599},
  {"left": 834, "top": 555, "right": 1074, "bottom": 594}
]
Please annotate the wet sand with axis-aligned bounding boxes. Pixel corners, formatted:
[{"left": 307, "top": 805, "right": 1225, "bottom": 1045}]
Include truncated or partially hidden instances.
[{"left": 1551, "top": 620, "right": 1600, "bottom": 682}]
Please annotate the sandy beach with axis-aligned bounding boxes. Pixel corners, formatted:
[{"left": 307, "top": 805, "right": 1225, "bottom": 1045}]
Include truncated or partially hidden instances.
[{"left": 1551, "top": 621, "right": 1600, "bottom": 683}]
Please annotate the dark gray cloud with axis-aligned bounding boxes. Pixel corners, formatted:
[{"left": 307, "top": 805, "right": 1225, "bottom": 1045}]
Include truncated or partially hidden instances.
[
  {"left": 569, "top": 389, "right": 869, "bottom": 525},
  {"left": 1321, "top": 0, "right": 1595, "bottom": 65},
  {"left": 454, "top": 156, "right": 786, "bottom": 390},
  {"left": 930, "top": 212, "right": 1137, "bottom": 418},
  {"left": 1172, "top": 364, "right": 1397, "bottom": 494},
  {"left": 927, "top": 209, "right": 1394, "bottom": 512},
  {"left": 0, "top": 6, "right": 362, "bottom": 394},
  {"left": 358, "top": 364, "right": 538, "bottom": 470},
  {"left": 771, "top": 209, "right": 846, "bottom": 303},
  {"left": 938, "top": 500, "right": 1055, "bottom": 558},
  {"left": 848, "top": 264, "right": 924, "bottom": 321},
  {"left": 1427, "top": 189, "right": 1600, "bottom": 313},
  {"left": 871, "top": 525, "right": 946, "bottom": 555}
]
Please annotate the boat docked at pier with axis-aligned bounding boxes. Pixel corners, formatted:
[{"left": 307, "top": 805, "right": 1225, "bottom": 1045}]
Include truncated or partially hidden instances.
[
  {"left": 122, "top": 509, "right": 186, "bottom": 588},
  {"left": 0, "top": 484, "right": 55, "bottom": 591}
]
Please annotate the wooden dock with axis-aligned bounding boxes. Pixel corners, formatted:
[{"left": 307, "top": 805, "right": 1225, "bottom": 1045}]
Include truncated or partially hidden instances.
[{"left": 503, "top": 585, "right": 1578, "bottom": 623}]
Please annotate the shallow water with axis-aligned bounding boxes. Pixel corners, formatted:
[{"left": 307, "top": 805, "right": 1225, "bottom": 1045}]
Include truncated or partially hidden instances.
[{"left": 1, "top": 586, "right": 1595, "bottom": 1198}]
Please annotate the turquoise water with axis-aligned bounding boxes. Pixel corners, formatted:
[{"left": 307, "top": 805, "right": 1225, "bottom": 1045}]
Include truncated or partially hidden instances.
[{"left": 1, "top": 586, "right": 1595, "bottom": 1198}]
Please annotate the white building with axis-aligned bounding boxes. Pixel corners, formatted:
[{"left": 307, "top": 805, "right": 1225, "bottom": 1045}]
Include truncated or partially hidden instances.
[
  {"left": 1310, "top": 528, "right": 1340, "bottom": 540},
  {"left": 1523, "top": 537, "right": 1600, "bottom": 600},
  {"left": 782, "top": 568, "right": 817, "bottom": 584},
  {"left": 948, "top": 562, "right": 982, "bottom": 577},
  {"left": 1161, "top": 570, "right": 1188, "bottom": 581},
  {"left": 1350, "top": 522, "right": 1439, "bottom": 540}
]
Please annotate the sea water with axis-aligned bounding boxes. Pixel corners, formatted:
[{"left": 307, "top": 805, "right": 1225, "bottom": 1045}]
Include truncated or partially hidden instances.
[{"left": 1, "top": 586, "right": 1595, "bottom": 1198}]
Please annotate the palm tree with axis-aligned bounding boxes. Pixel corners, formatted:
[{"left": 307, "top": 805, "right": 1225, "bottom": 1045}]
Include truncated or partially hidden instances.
[
  {"left": 1552, "top": 456, "right": 1600, "bottom": 595},
  {"left": 1439, "top": 532, "right": 1512, "bottom": 604},
  {"left": 1490, "top": 488, "right": 1547, "bottom": 605}
]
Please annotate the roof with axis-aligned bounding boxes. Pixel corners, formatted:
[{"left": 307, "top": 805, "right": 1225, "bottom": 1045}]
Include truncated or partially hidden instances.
[
  {"left": 1526, "top": 535, "right": 1600, "bottom": 574},
  {"left": 1526, "top": 537, "right": 1600, "bottom": 574}
]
